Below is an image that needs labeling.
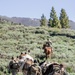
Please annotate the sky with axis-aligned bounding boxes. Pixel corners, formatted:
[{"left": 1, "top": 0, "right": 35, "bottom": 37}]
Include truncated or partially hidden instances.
[{"left": 0, "top": 0, "right": 75, "bottom": 21}]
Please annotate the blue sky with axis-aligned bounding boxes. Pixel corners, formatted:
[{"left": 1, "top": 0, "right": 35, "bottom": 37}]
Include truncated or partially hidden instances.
[{"left": 0, "top": 0, "right": 75, "bottom": 21}]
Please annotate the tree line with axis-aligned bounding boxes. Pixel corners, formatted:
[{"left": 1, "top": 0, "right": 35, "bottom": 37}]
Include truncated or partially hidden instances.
[{"left": 40, "top": 6, "right": 69, "bottom": 28}]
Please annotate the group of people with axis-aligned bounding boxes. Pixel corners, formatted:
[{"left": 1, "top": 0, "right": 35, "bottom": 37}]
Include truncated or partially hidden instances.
[{"left": 8, "top": 39, "right": 68, "bottom": 75}]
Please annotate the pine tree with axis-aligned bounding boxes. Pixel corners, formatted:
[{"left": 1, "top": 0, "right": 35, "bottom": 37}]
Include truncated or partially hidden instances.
[
  {"left": 48, "top": 7, "right": 61, "bottom": 28},
  {"left": 40, "top": 14, "right": 46, "bottom": 27},
  {"left": 59, "top": 8, "right": 69, "bottom": 28}
]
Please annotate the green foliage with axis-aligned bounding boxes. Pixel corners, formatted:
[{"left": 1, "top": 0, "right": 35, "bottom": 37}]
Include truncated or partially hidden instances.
[
  {"left": 66, "top": 67, "right": 73, "bottom": 73},
  {"left": 59, "top": 8, "right": 69, "bottom": 28},
  {"left": 0, "top": 23, "right": 75, "bottom": 74},
  {"left": 35, "top": 30, "right": 45, "bottom": 34},
  {"left": 48, "top": 7, "right": 61, "bottom": 28},
  {"left": 40, "top": 14, "right": 47, "bottom": 27}
]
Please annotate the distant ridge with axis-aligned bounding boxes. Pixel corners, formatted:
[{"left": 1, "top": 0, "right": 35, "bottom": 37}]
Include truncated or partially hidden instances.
[
  {"left": 0, "top": 15, "right": 75, "bottom": 29},
  {"left": 0, "top": 16, "right": 40, "bottom": 26},
  {"left": 11, "top": 17, "right": 40, "bottom": 26},
  {"left": 69, "top": 20, "right": 75, "bottom": 29}
]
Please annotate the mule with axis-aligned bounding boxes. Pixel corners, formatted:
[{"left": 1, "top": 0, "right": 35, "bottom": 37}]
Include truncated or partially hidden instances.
[
  {"left": 19, "top": 53, "right": 34, "bottom": 61},
  {"left": 42, "top": 44, "right": 53, "bottom": 59},
  {"left": 18, "top": 53, "right": 35, "bottom": 75}
]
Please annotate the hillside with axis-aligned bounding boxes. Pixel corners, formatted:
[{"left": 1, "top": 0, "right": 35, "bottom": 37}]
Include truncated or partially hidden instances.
[
  {"left": 0, "top": 16, "right": 75, "bottom": 29},
  {"left": 0, "top": 16, "right": 40, "bottom": 26},
  {"left": 0, "top": 22, "right": 75, "bottom": 75}
]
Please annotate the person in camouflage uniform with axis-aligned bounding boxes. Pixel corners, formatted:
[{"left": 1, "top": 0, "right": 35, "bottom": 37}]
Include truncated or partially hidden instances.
[{"left": 45, "top": 39, "right": 52, "bottom": 47}]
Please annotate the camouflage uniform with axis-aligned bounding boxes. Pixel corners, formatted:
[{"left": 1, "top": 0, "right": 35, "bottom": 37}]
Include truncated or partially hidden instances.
[
  {"left": 46, "top": 39, "right": 52, "bottom": 47},
  {"left": 28, "top": 65, "right": 42, "bottom": 75}
]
